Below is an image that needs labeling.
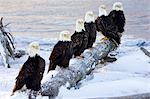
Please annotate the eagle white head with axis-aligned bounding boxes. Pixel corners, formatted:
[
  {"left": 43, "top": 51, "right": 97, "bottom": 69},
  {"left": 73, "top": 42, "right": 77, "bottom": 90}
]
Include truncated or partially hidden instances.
[
  {"left": 99, "top": 5, "right": 107, "bottom": 17},
  {"left": 113, "top": 2, "right": 123, "bottom": 11},
  {"left": 59, "top": 30, "right": 71, "bottom": 41},
  {"left": 28, "top": 41, "right": 40, "bottom": 57},
  {"left": 76, "top": 19, "right": 85, "bottom": 32},
  {"left": 85, "top": 11, "right": 95, "bottom": 23}
]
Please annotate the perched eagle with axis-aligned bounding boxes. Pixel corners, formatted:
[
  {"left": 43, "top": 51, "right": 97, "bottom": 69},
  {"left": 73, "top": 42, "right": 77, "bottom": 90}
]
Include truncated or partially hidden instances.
[
  {"left": 109, "top": 2, "right": 126, "bottom": 34},
  {"left": 84, "top": 11, "right": 97, "bottom": 48},
  {"left": 71, "top": 19, "right": 88, "bottom": 57},
  {"left": 48, "top": 31, "right": 73, "bottom": 72},
  {"left": 95, "top": 5, "right": 120, "bottom": 45},
  {"left": 12, "top": 42, "right": 45, "bottom": 94}
]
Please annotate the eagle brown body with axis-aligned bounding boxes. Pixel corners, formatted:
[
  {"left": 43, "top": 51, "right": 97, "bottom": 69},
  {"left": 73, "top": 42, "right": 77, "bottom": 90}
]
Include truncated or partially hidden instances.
[
  {"left": 84, "top": 22, "right": 97, "bottom": 48},
  {"left": 95, "top": 15, "right": 120, "bottom": 45},
  {"left": 71, "top": 30, "right": 88, "bottom": 57},
  {"left": 13, "top": 54, "right": 45, "bottom": 93},
  {"left": 48, "top": 41, "right": 73, "bottom": 72},
  {"left": 108, "top": 10, "right": 126, "bottom": 33}
]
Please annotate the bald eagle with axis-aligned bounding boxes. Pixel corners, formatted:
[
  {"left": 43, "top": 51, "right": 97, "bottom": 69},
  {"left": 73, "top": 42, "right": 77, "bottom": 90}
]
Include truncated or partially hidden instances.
[
  {"left": 84, "top": 11, "right": 97, "bottom": 48},
  {"left": 95, "top": 5, "right": 120, "bottom": 45},
  {"left": 109, "top": 2, "right": 126, "bottom": 34},
  {"left": 48, "top": 31, "right": 73, "bottom": 72},
  {"left": 71, "top": 19, "right": 88, "bottom": 57},
  {"left": 12, "top": 42, "right": 45, "bottom": 94}
]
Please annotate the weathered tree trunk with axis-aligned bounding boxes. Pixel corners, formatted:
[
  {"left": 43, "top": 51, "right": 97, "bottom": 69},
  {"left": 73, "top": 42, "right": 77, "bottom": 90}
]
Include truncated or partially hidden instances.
[
  {"left": 0, "top": 17, "right": 15, "bottom": 68},
  {"left": 41, "top": 40, "right": 116, "bottom": 98}
]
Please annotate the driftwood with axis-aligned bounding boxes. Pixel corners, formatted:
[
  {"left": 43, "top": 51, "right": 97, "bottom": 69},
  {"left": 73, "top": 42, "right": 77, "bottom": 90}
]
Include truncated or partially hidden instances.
[
  {"left": 0, "top": 17, "right": 15, "bottom": 68},
  {"left": 140, "top": 47, "right": 150, "bottom": 58},
  {"left": 41, "top": 40, "right": 116, "bottom": 98}
]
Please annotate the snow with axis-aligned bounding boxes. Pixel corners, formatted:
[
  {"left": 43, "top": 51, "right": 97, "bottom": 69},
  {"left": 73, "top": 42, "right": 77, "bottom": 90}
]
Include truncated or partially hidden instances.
[
  {"left": 0, "top": 36, "right": 150, "bottom": 99},
  {"left": 0, "top": 0, "right": 149, "bottom": 98},
  {"left": 42, "top": 69, "right": 59, "bottom": 84},
  {"left": 59, "top": 78, "right": 150, "bottom": 98}
]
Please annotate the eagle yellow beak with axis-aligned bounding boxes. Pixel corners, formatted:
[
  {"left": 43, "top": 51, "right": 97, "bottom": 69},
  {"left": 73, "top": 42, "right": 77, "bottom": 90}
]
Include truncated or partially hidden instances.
[
  {"left": 32, "top": 45, "right": 39, "bottom": 50},
  {"left": 116, "top": 5, "right": 121, "bottom": 8}
]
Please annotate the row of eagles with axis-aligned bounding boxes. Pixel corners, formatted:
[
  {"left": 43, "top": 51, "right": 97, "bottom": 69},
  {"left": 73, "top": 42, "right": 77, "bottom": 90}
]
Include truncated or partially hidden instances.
[{"left": 12, "top": 2, "right": 126, "bottom": 96}]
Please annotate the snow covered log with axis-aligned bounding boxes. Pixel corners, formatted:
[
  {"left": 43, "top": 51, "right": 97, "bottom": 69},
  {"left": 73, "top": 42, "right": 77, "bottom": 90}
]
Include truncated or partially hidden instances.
[{"left": 41, "top": 40, "right": 117, "bottom": 98}]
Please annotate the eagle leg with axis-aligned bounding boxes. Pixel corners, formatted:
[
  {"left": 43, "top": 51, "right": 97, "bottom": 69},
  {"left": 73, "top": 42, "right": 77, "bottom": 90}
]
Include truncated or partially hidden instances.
[{"left": 76, "top": 56, "right": 84, "bottom": 59}]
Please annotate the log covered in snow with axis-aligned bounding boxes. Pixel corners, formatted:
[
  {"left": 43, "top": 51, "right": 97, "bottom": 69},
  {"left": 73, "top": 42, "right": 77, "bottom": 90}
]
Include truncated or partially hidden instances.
[{"left": 41, "top": 40, "right": 117, "bottom": 98}]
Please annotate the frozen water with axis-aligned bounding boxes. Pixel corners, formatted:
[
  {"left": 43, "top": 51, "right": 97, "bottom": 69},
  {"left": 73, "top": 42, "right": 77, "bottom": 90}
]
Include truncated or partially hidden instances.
[{"left": 0, "top": 0, "right": 149, "bottom": 39}]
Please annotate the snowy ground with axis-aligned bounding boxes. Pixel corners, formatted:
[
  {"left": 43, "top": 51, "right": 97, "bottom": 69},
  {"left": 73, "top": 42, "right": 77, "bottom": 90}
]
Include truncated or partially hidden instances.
[{"left": 0, "top": 36, "right": 150, "bottom": 99}]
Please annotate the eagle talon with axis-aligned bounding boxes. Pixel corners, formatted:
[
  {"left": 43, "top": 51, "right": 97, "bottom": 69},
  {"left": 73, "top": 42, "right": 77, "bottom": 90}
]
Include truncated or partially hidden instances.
[
  {"left": 101, "top": 37, "right": 109, "bottom": 41},
  {"left": 76, "top": 56, "right": 84, "bottom": 59},
  {"left": 111, "top": 39, "right": 119, "bottom": 47},
  {"left": 100, "top": 59, "right": 106, "bottom": 64}
]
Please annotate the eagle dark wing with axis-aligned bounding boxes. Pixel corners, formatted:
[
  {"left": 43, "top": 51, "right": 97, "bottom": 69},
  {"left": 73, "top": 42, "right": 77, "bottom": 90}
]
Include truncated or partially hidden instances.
[
  {"left": 13, "top": 59, "right": 33, "bottom": 93},
  {"left": 13, "top": 55, "right": 45, "bottom": 93},
  {"left": 38, "top": 56, "right": 45, "bottom": 81},
  {"left": 95, "top": 16, "right": 120, "bottom": 44},
  {"left": 71, "top": 32, "right": 83, "bottom": 47},
  {"left": 60, "top": 42, "right": 73, "bottom": 68},
  {"left": 48, "top": 41, "right": 64, "bottom": 72},
  {"left": 71, "top": 32, "right": 83, "bottom": 56},
  {"left": 49, "top": 42, "right": 64, "bottom": 62},
  {"left": 71, "top": 31, "right": 88, "bottom": 56},
  {"left": 80, "top": 31, "right": 88, "bottom": 51},
  {"left": 84, "top": 22, "right": 97, "bottom": 48},
  {"left": 48, "top": 41, "right": 73, "bottom": 72},
  {"left": 95, "top": 17, "right": 101, "bottom": 32},
  {"left": 109, "top": 10, "right": 126, "bottom": 33},
  {"left": 28, "top": 55, "right": 45, "bottom": 91}
]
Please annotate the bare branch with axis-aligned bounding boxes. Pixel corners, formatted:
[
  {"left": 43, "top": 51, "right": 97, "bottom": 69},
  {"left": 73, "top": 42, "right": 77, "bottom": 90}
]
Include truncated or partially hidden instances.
[
  {"left": 140, "top": 47, "right": 150, "bottom": 58},
  {"left": 0, "top": 17, "right": 3, "bottom": 27}
]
